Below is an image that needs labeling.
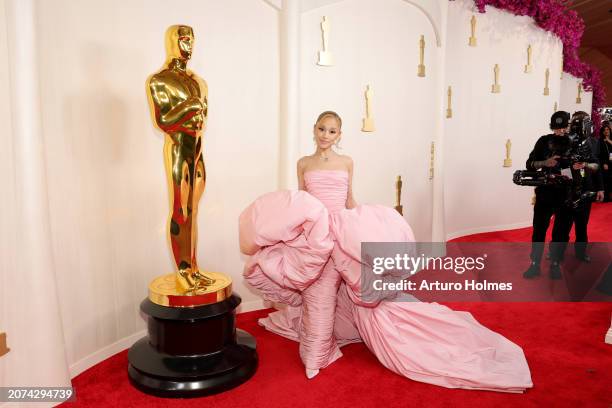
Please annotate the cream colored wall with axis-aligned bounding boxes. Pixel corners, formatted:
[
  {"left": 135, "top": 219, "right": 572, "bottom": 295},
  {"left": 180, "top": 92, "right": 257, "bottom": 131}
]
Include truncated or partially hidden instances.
[
  {"left": 443, "top": 0, "right": 566, "bottom": 239},
  {"left": 34, "top": 0, "right": 279, "bottom": 372},
  {"left": 299, "top": 0, "right": 440, "bottom": 241},
  {"left": 0, "top": 0, "right": 13, "bottom": 390}
]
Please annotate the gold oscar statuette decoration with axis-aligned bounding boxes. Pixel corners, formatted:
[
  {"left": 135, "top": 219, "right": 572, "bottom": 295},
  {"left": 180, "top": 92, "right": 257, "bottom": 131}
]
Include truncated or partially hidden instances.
[
  {"left": 503, "top": 139, "right": 512, "bottom": 167},
  {"left": 469, "top": 15, "right": 477, "bottom": 47},
  {"left": 146, "top": 25, "right": 231, "bottom": 308},
  {"left": 417, "top": 35, "right": 426, "bottom": 77},
  {"left": 362, "top": 85, "right": 375, "bottom": 132},
  {"left": 429, "top": 142, "right": 435, "bottom": 181},
  {"left": 491, "top": 64, "right": 501, "bottom": 93},
  {"left": 543, "top": 68, "right": 550, "bottom": 96},
  {"left": 524, "top": 45, "right": 533, "bottom": 73},
  {"left": 576, "top": 82, "right": 582, "bottom": 104},
  {"left": 446, "top": 86, "right": 453, "bottom": 119},
  {"left": 554, "top": 101, "right": 558, "bottom": 112},
  {"left": 317, "top": 16, "right": 333, "bottom": 66},
  {"left": 560, "top": 54, "right": 564, "bottom": 79},
  {"left": 394, "top": 176, "right": 403, "bottom": 215},
  {"left": 0, "top": 332, "right": 9, "bottom": 357},
  {"left": 129, "top": 25, "right": 257, "bottom": 398}
]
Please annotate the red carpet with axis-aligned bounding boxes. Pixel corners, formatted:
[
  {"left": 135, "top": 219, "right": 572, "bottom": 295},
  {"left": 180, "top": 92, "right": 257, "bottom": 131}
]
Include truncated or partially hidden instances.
[{"left": 63, "top": 204, "right": 612, "bottom": 408}]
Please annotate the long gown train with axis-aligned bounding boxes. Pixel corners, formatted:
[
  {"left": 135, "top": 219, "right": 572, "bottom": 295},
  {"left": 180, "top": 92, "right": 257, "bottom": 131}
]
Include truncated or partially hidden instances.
[{"left": 239, "top": 170, "right": 532, "bottom": 392}]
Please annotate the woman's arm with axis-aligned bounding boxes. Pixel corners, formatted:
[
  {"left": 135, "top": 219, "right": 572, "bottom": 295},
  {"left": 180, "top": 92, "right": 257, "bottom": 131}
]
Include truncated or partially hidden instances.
[
  {"left": 346, "top": 157, "right": 357, "bottom": 209},
  {"left": 297, "top": 157, "right": 306, "bottom": 191}
]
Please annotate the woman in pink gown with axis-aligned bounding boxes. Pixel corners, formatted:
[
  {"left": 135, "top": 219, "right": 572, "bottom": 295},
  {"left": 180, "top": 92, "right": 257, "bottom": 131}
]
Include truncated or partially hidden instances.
[{"left": 239, "top": 112, "right": 533, "bottom": 392}]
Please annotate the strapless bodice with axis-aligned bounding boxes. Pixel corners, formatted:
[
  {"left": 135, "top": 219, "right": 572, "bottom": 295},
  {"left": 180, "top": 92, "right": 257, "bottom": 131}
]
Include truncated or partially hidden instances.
[{"left": 304, "top": 170, "right": 348, "bottom": 215}]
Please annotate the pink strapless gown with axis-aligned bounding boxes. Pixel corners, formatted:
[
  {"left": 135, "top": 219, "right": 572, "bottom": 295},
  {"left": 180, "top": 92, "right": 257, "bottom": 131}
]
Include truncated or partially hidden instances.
[{"left": 239, "top": 170, "right": 532, "bottom": 392}]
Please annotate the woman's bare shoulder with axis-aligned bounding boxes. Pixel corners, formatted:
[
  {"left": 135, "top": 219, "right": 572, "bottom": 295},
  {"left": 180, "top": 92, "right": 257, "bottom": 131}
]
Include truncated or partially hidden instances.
[
  {"left": 297, "top": 155, "right": 313, "bottom": 169},
  {"left": 338, "top": 154, "right": 354, "bottom": 168}
]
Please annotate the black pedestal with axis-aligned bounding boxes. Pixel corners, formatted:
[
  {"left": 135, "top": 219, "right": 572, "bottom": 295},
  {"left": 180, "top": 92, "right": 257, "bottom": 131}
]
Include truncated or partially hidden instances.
[{"left": 127, "top": 294, "right": 257, "bottom": 398}]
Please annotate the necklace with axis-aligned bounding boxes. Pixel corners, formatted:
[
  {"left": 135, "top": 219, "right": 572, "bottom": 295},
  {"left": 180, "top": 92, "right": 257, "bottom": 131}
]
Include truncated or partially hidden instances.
[{"left": 320, "top": 155, "right": 329, "bottom": 161}]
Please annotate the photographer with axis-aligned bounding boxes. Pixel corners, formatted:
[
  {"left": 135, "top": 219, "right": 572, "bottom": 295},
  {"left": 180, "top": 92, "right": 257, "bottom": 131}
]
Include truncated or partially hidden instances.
[
  {"left": 523, "top": 111, "right": 576, "bottom": 279},
  {"left": 569, "top": 111, "right": 604, "bottom": 262}
]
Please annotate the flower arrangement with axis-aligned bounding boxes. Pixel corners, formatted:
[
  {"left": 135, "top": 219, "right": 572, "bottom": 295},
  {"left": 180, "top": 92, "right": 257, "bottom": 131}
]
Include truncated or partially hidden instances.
[{"left": 471, "top": 0, "right": 606, "bottom": 130}]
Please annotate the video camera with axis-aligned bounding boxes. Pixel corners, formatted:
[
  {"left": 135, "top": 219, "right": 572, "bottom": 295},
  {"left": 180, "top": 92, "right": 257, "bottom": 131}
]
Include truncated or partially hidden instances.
[{"left": 512, "top": 115, "right": 596, "bottom": 209}]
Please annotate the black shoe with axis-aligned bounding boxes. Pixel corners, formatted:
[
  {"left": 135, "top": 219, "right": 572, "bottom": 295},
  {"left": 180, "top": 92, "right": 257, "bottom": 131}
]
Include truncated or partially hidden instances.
[
  {"left": 523, "top": 262, "right": 541, "bottom": 279},
  {"left": 550, "top": 262, "right": 562, "bottom": 280},
  {"left": 576, "top": 254, "right": 591, "bottom": 263}
]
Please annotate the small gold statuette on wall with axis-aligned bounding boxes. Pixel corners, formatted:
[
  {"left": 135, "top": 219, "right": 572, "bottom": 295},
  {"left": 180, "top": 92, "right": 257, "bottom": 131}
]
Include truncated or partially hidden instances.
[
  {"left": 429, "top": 142, "right": 435, "bottom": 180},
  {"left": 469, "top": 15, "right": 477, "bottom": 47},
  {"left": 417, "top": 35, "right": 426, "bottom": 77},
  {"left": 446, "top": 86, "right": 453, "bottom": 118},
  {"left": 554, "top": 101, "right": 558, "bottom": 112},
  {"left": 543, "top": 68, "right": 550, "bottom": 95},
  {"left": 317, "top": 16, "right": 333, "bottom": 66},
  {"left": 503, "top": 139, "right": 512, "bottom": 167},
  {"left": 0, "top": 332, "right": 9, "bottom": 357},
  {"left": 576, "top": 82, "right": 582, "bottom": 104},
  {"left": 524, "top": 45, "right": 533, "bottom": 73},
  {"left": 394, "top": 176, "right": 403, "bottom": 215},
  {"left": 361, "top": 85, "right": 375, "bottom": 132},
  {"left": 491, "top": 64, "right": 501, "bottom": 93}
]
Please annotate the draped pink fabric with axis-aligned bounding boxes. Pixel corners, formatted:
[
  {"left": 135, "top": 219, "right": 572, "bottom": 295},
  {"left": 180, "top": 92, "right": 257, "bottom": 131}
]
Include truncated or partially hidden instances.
[{"left": 239, "top": 170, "right": 533, "bottom": 392}]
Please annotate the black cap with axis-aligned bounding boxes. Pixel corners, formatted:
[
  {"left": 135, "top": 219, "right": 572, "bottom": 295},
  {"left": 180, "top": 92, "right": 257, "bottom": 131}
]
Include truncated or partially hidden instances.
[{"left": 550, "top": 111, "right": 570, "bottom": 129}]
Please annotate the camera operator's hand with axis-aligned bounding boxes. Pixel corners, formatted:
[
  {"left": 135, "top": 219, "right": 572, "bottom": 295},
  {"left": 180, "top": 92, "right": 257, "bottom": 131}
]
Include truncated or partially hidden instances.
[
  {"left": 572, "top": 162, "right": 586, "bottom": 170},
  {"left": 596, "top": 191, "right": 604, "bottom": 202},
  {"left": 543, "top": 155, "right": 560, "bottom": 167}
]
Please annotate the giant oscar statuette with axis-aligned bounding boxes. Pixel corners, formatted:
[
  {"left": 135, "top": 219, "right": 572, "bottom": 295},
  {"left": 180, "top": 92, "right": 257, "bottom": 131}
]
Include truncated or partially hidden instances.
[{"left": 127, "top": 25, "right": 257, "bottom": 398}]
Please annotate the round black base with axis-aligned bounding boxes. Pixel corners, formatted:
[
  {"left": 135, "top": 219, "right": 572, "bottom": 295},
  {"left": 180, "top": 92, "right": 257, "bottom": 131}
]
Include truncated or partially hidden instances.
[{"left": 127, "top": 295, "right": 258, "bottom": 398}]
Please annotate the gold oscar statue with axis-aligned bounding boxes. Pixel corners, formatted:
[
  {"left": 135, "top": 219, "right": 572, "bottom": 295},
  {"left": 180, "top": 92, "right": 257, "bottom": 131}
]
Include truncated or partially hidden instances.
[
  {"left": 317, "top": 16, "right": 333, "bottom": 66},
  {"left": 146, "top": 25, "right": 231, "bottom": 306},
  {"left": 129, "top": 26, "right": 257, "bottom": 398},
  {"left": 394, "top": 176, "right": 403, "bottom": 215},
  {"left": 503, "top": 139, "right": 512, "bottom": 167},
  {"left": 429, "top": 142, "right": 435, "bottom": 181},
  {"left": 361, "top": 85, "right": 375, "bottom": 132},
  {"left": 576, "top": 82, "right": 582, "bottom": 104},
  {"left": 469, "top": 15, "right": 477, "bottom": 47},
  {"left": 417, "top": 35, "right": 426, "bottom": 77},
  {"left": 543, "top": 68, "right": 550, "bottom": 96},
  {"left": 0, "top": 332, "right": 9, "bottom": 357},
  {"left": 491, "top": 64, "right": 501, "bottom": 93},
  {"left": 446, "top": 86, "right": 453, "bottom": 119},
  {"left": 524, "top": 45, "right": 533, "bottom": 73}
]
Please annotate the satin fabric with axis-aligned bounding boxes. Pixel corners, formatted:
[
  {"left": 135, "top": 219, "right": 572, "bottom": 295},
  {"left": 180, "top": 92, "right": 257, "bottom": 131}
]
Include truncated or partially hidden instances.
[{"left": 239, "top": 170, "right": 532, "bottom": 392}]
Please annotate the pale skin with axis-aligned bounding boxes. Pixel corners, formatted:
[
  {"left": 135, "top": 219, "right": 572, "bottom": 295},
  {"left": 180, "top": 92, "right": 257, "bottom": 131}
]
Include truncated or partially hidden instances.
[{"left": 297, "top": 115, "right": 357, "bottom": 209}]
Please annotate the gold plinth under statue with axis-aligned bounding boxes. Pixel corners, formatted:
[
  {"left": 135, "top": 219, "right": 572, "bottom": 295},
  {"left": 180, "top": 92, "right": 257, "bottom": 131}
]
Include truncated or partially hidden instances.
[
  {"left": 128, "top": 25, "right": 257, "bottom": 398},
  {"left": 145, "top": 25, "right": 231, "bottom": 307}
]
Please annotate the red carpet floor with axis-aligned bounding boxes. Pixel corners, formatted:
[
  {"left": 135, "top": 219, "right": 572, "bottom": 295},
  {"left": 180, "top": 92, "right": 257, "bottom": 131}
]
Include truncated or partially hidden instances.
[{"left": 63, "top": 204, "right": 612, "bottom": 408}]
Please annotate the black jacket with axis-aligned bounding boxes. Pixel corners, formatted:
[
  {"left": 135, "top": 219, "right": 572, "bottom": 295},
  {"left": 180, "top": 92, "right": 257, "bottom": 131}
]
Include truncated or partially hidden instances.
[{"left": 526, "top": 134, "right": 602, "bottom": 193}]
